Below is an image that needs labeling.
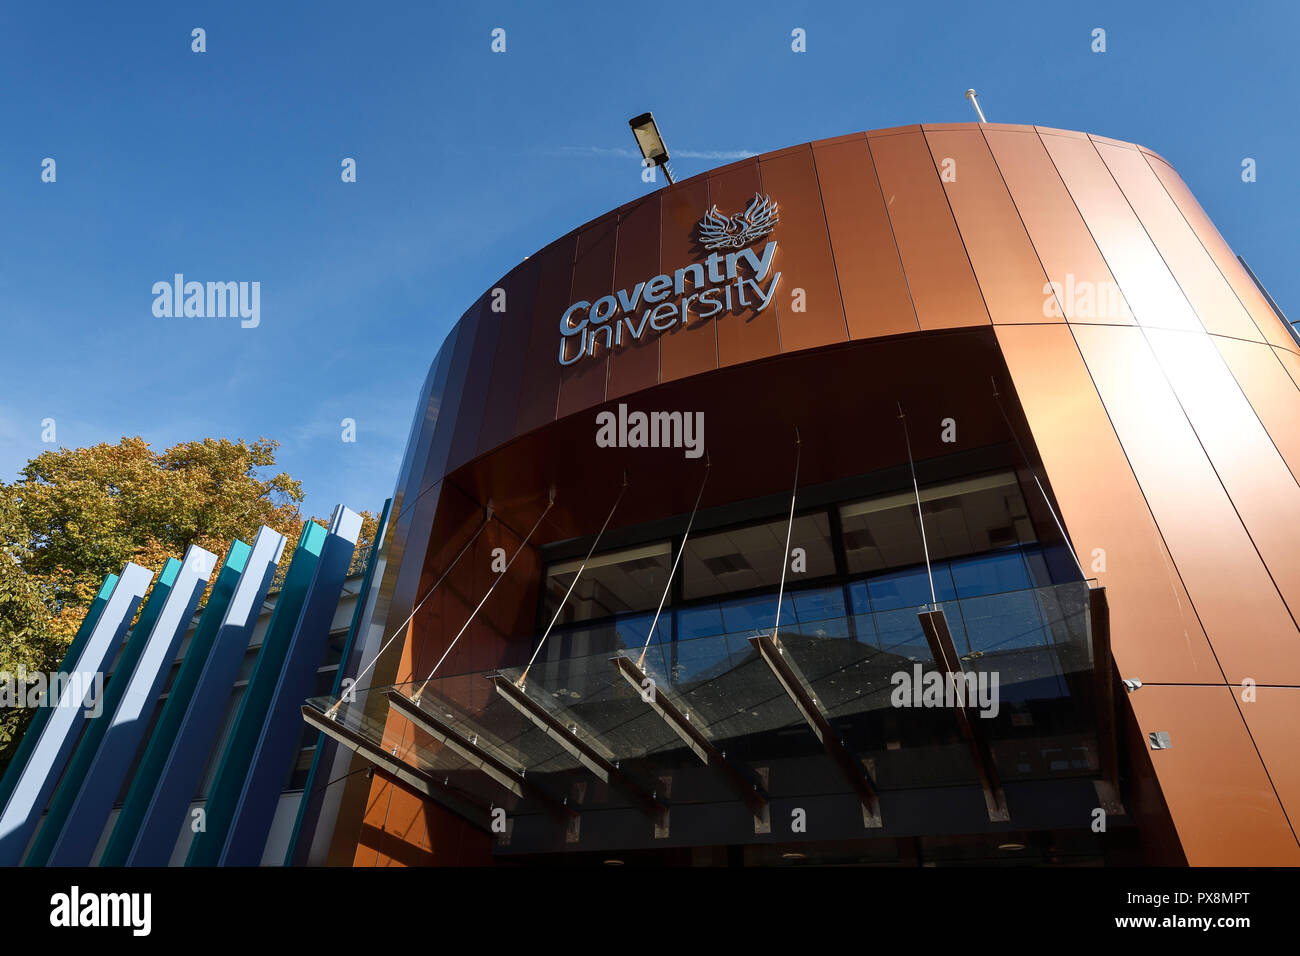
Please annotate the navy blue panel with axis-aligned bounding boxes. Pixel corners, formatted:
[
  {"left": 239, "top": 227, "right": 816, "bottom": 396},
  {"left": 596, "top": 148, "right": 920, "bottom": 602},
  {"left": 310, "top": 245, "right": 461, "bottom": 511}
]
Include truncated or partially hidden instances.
[
  {"left": 0, "top": 563, "right": 152, "bottom": 865},
  {"left": 45, "top": 547, "right": 215, "bottom": 866},
  {"left": 124, "top": 527, "right": 284, "bottom": 866},
  {"left": 219, "top": 507, "right": 361, "bottom": 865}
]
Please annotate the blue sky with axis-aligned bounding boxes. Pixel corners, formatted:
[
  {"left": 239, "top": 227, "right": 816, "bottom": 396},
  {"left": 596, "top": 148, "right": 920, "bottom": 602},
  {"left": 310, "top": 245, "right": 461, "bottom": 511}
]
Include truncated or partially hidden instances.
[{"left": 1, "top": 0, "right": 1296, "bottom": 519}]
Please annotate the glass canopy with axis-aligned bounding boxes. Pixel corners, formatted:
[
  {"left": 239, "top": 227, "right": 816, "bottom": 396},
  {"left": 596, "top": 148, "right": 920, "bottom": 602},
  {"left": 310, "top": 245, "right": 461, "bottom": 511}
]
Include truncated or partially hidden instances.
[{"left": 306, "top": 579, "right": 1104, "bottom": 846}]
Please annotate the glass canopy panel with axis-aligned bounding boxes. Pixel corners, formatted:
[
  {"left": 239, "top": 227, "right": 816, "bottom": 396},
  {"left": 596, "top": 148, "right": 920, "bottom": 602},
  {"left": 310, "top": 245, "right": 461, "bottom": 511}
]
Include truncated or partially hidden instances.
[
  {"left": 776, "top": 580, "right": 1095, "bottom": 788},
  {"left": 500, "top": 643, "right": 680, "bottom": 766},
  {"left": 775, "top": 605, "right": 979, "bottom": 790},
  {"left": 304, "top": 580, "right": 1098, "bottom": 815},
  {"left": 304, "top": 689, "right": 529, "bottom": 811},
  {"left": 635, "top": 628, "right": 809, "bottom": 766}
]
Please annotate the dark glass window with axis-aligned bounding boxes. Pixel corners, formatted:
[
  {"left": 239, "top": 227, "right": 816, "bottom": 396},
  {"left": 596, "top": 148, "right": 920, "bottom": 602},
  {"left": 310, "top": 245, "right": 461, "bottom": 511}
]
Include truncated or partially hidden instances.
[
  {"left": 718, "top": 594, "right": 786, "bottom": 633},
  {"left": 538, "top": 612, "right": 660, "bottom": 663},
  {"left": 788, "top": 585, "right": 847, "bottom": 626},
  {"left": 840, "top": 472, "right": 1035, "bottom": 574},
  {"left": 950, "top": 548, "right": 1033, "bottom": 598},
  {"left": 676, "top": 604, "right": 725, "bottom": 642},
  {"left": 320, "top": 629, "right": 349, "bottom": 668},
  {"left": 681, "top": 513, "right": 834, "bottom": 600},
  {"left": 543, "top": 542, "right": 670, "bottom": 625},
  {"left": 863, "top": 564, "right": 958, "bottom": 611},
  {"left": 537, "top": 470, "right": 1067, "bottom": 669}
]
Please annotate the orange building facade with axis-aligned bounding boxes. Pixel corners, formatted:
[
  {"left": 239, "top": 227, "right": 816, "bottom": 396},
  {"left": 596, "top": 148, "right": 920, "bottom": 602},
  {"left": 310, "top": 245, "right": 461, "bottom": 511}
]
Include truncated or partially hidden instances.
[{"left": 316, "top": 123, "right": 1300, "bottom": 867}]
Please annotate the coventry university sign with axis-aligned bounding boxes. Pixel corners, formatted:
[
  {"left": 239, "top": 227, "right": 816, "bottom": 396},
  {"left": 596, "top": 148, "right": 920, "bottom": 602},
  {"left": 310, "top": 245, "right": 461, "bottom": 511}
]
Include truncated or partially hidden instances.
[{"left": 557, "top": 194, "right": 782, "bottom": 366}]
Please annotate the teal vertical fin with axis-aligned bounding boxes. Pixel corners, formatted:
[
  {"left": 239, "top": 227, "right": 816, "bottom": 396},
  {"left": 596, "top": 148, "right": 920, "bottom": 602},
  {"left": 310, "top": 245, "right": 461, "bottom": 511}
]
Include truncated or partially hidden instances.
[
  {"left": 0, "top": 572, "right": 118, "bottom": 808},
  {"left": 284, "top": 498, "right": 391, "bottom": 865},
  {"left": 185, "top": 521, "right": 327, "bottom": 865},
  {"left": 98, "top": 540, "right": 250, "bottom": 867},
  {"left": 23, "top": 558, "right": 182, "bottom": 866}
]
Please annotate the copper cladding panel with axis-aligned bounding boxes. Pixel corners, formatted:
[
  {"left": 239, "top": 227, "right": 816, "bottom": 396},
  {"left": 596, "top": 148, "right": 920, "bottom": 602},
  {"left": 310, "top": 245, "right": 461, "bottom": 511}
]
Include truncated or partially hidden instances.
[
  {"left": 1072, "top": 323, "right": 1300, "bottom": 685},
  {"left": 709, "top": 158, "right": 782, "bottom": 367},
  {"left": 1236, "top": 686, "right": 1300, "bottom": 839},
  {"left": 422, "top": 316, "right": 481, "bottom": 484},
  {"left": 475, "top": 255, "right": 542, "bottom": 456},
  {"left": 1144, "top": 328, "right": 1300, "bottom": 628},
  {"left": 868, "top": 131, "right": 990, "bottom": 330},
  {"left": 445, "top": 296, "right": 499, "bottom": 473},
  {"left": 756, "top": 144, "right": 849, "bottom": 352},
  {"left": 409, "top": 515, "right": 539, "bottom": 679},
  {"left": 1095, "top": 141, "right": 1265, "bottom": 343},
  {"left": 353, "top": 123, "right": 1300, "bottom": 865},
  {"left": 658, "top": 175, "right": 717, "bottom": 382},
  {"left": 1143, "top": 152, "right": 1299, "bottom": 355},
  {"left": 924, "top": 129, "right": 1056, "bottom": 325},
  {"left": 556, "top": 214, "right": 616, "bottom": 418},
  {"left": 1213, "top": 337, "right": 1300, "bottom": 482},
  {"left": 1041, "top": 132, "right": 1202, "bottom": 333},
  {"left": 1273, "top": 345, "right": 1300, "bottom": 390},
  {"left": 984, "top": 128, "right": 1133, "bottom": 325},
  {"left": 606, "top": 195, "right": 663, "bottom": 400},
  {"left": 995, "top": 324, "right": 1220, "bottom": 683},
  {"left": 513, "top": 234, "right": 576, "bottom": 436},
  {"left": 811, "top": 136, "right": 918, "bottom": 340},
  {"left": 1124, "top": 684, "right": 1300, "bottom": 866}
]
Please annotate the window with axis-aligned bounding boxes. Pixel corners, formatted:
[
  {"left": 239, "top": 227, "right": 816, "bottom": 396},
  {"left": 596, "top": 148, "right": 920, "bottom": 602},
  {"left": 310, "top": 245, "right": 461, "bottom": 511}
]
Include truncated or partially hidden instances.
[
  {"left": 839, "top": 472, "right": 1034, "bottom": 574},
  {"left": 543, "top": 542, "right": 670, "bottom": 625},
  {"left": 681, "top": 513, "right": 834, "bottom": 600},
  {"left": 536, "top": 468, "right": 1069, "bottom": 667}
]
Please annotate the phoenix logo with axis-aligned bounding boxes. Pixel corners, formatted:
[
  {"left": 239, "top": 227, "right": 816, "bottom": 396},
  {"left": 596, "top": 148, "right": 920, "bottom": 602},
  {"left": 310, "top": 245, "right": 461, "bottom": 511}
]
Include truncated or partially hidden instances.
[{"left": 698, "top": 193, "right": 779, "bottom": 250}]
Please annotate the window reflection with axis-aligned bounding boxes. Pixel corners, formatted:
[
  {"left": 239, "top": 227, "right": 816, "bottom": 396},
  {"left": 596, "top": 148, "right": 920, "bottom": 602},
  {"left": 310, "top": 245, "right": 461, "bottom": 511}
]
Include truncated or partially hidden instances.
[
  {"left": 539, "top": 470, "right": 1076, "bottom": 664},
  {"left": 681, "top": 513, "right": 835, "bottom": 600},
  {"left": 840, "top": 472, "right": 1034, "bottom": 574},
  {"left": 543, "top": 542, "right": 670, "bottom": 625},
  {"left": 517, "top": 466, "right": 1098, "bottom": 798}
]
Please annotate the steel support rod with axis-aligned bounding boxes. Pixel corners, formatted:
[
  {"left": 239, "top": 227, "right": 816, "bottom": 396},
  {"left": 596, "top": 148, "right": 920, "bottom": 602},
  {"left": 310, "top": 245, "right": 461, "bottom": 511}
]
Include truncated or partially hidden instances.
[
  {"left": 749, "top": 633, "right": 881, "bottom": 826},
  {"left": 612, "top": 655, "right": 767, "bottom": 815},
  {"left": 519, "top": 477, "right": 627, "bottom": 688},
  {"left": 898, "top": 405, "right": 937, "bottom": 605},
  {"left": 386, "top": 691, "right": 575, "bottom": 822},
  {"left": 300, "top": 704, "right": 492, "bottom": 831},
  {"left": 492, "top": 676, "right": 668, "bottom": 823},
  {"left": 917, "top": 608, "right": 1010, "bottom": 822},
  {"left": 638, "top": 458, "right": 710, "bottom": 669}
]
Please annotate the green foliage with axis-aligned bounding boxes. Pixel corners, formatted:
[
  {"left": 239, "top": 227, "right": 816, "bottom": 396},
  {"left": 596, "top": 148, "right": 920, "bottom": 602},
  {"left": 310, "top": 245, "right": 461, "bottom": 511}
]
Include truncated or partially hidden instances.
[
  {"left": 9, "top": 437, "right": 305, "bottom": 625},
  {"left": 0, "top": 435, "right": 376, "bottom": 770},
  {"left": 0, "top": 486, "right": 59, "bottom": 771}
]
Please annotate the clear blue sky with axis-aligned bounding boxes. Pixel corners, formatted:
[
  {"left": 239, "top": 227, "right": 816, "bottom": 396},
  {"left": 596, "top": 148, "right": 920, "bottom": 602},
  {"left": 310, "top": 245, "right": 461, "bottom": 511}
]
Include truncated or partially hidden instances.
[{"left": 1, "top": 0, "right": 1295, "bottom": 519}]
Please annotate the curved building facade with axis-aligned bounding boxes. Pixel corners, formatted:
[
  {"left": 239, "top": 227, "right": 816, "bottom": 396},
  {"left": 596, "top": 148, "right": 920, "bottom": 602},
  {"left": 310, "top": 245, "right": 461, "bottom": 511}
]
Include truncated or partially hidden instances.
[{"left": 311, "top": 123, "right": 1300, "bottom": 867}]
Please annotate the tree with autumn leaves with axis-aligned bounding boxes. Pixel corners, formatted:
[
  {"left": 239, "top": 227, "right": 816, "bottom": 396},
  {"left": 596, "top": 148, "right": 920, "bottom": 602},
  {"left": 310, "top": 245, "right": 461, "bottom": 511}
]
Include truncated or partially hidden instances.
[{"left": 0, "top": 436, "right": 378, "bottom": 768}]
